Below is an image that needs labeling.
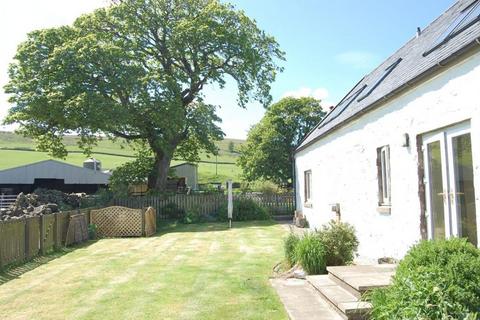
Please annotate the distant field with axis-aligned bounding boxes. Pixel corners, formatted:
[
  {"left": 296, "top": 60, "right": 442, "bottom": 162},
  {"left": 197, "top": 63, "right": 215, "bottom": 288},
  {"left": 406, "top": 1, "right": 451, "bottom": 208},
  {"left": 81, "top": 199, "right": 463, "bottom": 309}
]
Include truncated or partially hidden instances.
[{"left": 0, "top": 132, "right": 244, "bottom": 183}]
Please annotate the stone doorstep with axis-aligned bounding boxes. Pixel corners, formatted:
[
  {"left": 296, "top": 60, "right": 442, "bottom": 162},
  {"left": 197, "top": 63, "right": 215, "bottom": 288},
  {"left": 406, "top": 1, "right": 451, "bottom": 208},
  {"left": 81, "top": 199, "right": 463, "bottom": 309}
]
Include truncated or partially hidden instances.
[
  {"left": 307, "top": 275, "right": 371, "bottom": 320},
  {"left": 326, "top": 264, "right": 396, "bottom": 293}
]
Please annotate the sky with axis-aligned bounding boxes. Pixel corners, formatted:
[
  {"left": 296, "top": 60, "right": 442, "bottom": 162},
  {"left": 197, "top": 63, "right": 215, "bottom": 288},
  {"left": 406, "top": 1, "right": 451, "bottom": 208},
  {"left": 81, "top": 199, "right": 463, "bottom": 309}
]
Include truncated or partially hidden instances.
[{"left": 0, "top": 0, "right": 454, "bottom": 139}]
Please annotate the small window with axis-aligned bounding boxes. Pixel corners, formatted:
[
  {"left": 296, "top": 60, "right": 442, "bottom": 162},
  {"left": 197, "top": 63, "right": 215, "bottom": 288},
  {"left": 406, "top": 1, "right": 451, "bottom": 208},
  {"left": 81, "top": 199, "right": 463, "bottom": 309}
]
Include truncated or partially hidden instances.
[
  {"left": 377, "top": 146, "right": 391, "bottom": 206},
  {"left": 424, "top": 0, "right": 480, "bottom": 56},
  {"left": 304, "top": 170, "right": 312, "bottom": 203},
  {"left": 357, "top": 58, "right": 402, "bottom": 102}
]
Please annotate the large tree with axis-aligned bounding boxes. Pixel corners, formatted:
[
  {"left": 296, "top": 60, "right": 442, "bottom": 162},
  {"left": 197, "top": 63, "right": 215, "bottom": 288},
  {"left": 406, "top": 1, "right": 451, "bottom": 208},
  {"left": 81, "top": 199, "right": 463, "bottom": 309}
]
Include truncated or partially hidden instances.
[
  {"left": 4, "top": 0, "right": 284, "bottom": 191},
  {"left": 238, "top": 97, "right": 326, "bottom": 186}
]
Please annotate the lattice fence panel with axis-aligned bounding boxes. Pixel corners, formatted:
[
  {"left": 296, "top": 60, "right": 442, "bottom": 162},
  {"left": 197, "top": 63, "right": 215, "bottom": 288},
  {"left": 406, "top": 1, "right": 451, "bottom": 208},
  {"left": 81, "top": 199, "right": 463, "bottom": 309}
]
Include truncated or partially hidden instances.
[
  {"left": 144, "top": 207, "right": 156, "bottom": 237},
  {"left": 91, "top": 206, "right": 143, "bottom": 238}
]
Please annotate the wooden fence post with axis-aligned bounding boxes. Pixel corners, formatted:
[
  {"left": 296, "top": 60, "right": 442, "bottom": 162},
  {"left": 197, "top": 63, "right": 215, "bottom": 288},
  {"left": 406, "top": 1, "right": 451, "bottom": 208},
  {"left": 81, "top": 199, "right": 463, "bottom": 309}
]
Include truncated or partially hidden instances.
[{"left": 40, "top": 215, "right": 45, "bottom": 255}]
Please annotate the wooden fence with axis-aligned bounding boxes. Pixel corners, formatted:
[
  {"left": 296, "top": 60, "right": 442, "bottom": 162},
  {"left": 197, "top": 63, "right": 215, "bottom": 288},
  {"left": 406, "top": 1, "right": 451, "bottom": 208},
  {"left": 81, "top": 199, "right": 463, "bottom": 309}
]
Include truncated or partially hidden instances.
[
  {"left": 0, "top": 209, "right": 90, "bottom": 269},
  {"left": 113, "top": 193, "right": 295, "bottom": 219}
]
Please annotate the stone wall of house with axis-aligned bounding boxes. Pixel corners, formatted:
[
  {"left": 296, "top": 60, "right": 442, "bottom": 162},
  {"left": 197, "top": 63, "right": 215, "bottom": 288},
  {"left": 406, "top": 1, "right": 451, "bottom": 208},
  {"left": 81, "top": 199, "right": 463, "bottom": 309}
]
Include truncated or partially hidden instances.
[{"left": 295, "top": 51, "right": 480, "bottom": 263}]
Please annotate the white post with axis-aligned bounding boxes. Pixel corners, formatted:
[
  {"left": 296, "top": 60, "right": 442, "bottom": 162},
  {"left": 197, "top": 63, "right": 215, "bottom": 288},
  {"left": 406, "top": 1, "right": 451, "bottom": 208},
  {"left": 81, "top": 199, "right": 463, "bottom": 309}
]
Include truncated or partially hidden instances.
[{"left": 227, "top": 180, "right": 233, "bottom": 228}]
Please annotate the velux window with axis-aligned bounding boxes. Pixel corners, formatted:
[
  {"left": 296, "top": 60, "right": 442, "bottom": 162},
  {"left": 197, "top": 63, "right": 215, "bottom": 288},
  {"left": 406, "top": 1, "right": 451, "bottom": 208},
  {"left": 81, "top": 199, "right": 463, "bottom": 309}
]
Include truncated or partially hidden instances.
[
  {"left": 357, "top": 58, "right": 402, "bottom": 102},
  {"left": 424, "top": 0, "right": 480, "bottom": 56},
  {"left": 377, "top": 146, "right": 391, "bottom": 206},
  {"left": 304, "top": 170, "right": 312, "bottom": 203}
]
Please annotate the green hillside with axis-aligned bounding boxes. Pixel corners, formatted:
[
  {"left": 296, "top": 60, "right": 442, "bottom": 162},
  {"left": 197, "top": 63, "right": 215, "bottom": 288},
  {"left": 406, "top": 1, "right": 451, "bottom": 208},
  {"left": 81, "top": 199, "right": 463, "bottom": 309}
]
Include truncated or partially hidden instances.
[{"left": 0, "top": 132, "right": 245, "bottom": 183}]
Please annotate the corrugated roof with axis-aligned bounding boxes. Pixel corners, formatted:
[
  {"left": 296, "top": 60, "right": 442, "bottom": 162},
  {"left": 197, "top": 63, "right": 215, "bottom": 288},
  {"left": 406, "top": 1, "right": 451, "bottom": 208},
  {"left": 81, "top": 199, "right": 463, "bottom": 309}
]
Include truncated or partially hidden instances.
[
  {"left": 296, "top": 0, "right": 480, "bottom": 152},
  {"left": 0, "top": 159, "right": 111, "bottom": 184}
]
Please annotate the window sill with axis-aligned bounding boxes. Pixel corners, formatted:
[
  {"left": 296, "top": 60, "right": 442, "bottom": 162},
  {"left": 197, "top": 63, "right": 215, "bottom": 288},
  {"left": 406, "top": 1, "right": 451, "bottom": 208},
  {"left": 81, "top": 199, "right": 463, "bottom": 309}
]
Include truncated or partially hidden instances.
[
  {"left": 377, "top": 205, "right": 391, "bottom": 215},
  {"left": 304, "top": 202, "right": 313, "bottom": 208}
]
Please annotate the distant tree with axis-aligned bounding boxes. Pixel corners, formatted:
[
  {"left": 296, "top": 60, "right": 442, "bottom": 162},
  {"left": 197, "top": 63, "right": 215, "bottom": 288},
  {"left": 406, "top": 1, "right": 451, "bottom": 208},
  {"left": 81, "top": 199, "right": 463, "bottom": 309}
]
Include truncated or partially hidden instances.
[
  {"left": 238, "top": 97, "right": 326, "bottom": 186},
  {"left": 4, "top": 0, "right": 284, "bottom": 191},
  {"left": 228, "top": 141, "right": 235, "bottom": 153}
]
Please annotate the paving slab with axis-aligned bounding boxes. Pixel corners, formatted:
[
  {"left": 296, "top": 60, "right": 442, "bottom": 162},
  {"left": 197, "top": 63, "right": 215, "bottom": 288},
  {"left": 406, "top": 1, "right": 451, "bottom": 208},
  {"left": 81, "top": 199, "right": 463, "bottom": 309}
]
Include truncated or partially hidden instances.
[{"left": 271, "top": 278, "right": 343, "bottom": 320}]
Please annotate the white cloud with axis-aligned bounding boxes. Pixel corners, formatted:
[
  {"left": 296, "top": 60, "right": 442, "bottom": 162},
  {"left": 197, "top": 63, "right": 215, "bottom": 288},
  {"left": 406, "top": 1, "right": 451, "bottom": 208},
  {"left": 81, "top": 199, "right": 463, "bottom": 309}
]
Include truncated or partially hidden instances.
[
  {"left": 335, "top": 50, "right": 380, "bottom": 70},
  {"left": 281, "top": 87, "right": 335, "bottom": 109}
]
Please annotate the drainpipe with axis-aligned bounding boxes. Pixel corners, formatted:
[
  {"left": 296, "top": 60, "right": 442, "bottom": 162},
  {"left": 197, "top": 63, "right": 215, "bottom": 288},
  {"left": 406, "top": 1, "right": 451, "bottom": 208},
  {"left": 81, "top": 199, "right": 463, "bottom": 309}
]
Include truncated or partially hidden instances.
[{"left": 291, "top": 148, "right": 297, "bottom": 213}]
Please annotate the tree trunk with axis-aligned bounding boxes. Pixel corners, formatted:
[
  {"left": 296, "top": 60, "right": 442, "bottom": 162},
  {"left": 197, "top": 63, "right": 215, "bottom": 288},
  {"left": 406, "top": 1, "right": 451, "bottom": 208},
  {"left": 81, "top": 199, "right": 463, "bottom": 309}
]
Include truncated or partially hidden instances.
[{"left": 148, "top": 152, "right": 173, "bottom": 192}]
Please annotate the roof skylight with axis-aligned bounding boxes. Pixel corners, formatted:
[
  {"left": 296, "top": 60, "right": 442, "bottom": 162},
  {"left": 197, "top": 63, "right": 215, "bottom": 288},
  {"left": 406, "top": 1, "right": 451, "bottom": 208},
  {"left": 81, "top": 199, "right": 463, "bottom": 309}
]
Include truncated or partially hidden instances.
[
  {"left": 356, "top": 58, "right": 402, "bottom": 102},
  {"left": 424, "top": 0, "right": 480, "bottom": 56},
  {"left": 320, "top": 84, "right": 367, "bottom": 127}
]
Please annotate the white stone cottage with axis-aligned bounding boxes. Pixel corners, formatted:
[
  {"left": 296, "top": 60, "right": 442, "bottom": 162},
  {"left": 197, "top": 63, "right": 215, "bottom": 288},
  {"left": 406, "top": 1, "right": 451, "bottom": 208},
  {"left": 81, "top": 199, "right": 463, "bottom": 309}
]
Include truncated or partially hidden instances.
[{"left": 295, "top": 0, "right": 480, "bottom": 263}]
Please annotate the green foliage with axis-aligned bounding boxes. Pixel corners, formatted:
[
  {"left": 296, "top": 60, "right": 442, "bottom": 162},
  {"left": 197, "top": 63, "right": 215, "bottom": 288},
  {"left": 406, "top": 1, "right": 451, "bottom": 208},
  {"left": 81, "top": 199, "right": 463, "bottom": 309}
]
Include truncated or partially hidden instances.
[
  {"left": 228, "top": 141, "right": 235, "bottom": 153},
  {"left": 218, "top": 198, "right": 270, "bottom": 222},
  {"left": 369, "top": 238, "right": 480, "bottom": 319},
  {"left": 182, "top": 206, "right": 207, "bottom": 224},
  {"left": 238, "top": 97, "right": 326, "bottom": 186},
  {"left": 4, "top": 0, "right": 284, "bottom": 191},
  {"left": 109, "top": 150, "right": 155, "bottom": 196},
  {"left": 295, "top": 233, "right": 326, "bottom": 275},
  {"left": 284, "top": 233, "right": 300, "bottom": 267},
  {"left": 161, "top": 203, "right": 186, "bottom": 220},
  {"left": 316, "top": 220, "right": 359, "bottom": 266},
  {"left": 88, "top": 224, "right": 98, "bottom": 240}
]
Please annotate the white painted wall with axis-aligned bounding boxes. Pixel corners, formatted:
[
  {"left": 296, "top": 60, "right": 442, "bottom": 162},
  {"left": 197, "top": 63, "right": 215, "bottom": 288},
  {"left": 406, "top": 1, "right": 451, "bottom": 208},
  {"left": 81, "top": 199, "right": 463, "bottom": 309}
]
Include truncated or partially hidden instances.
[{"left": 295, "top": 51, "right": 480, "bottom": 263}]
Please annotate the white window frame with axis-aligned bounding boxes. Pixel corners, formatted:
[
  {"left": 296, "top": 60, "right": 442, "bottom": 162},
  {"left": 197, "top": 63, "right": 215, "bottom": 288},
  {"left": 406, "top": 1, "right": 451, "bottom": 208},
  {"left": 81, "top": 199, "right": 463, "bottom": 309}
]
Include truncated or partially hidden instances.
[
  {"left": 378, "top": 145, "right": 391, "bottom": 206},
  {"left": 304, "top": 170, "right": 312, "bottom": 204}
]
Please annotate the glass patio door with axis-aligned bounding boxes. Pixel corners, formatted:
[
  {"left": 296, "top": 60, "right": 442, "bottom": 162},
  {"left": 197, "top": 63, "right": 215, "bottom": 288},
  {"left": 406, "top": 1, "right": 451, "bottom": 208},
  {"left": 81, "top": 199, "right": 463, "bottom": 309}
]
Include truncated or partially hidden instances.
[{"left": 423, "top": 122, "right": 477, "bottom": 246}]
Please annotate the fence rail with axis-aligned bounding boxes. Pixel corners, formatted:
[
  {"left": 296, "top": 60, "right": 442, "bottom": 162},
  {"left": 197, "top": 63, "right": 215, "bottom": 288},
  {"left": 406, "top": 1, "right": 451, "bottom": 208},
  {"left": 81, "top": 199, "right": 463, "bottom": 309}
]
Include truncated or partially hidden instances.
[
  {"left": 113, "top": 193, "right": 294, "bottom": 219},
  {"left": 0, "top": 194, "right": 17, "bottom": 209},
  {"left": 0, "top": 209, "right": 89, "bottom": 269}
]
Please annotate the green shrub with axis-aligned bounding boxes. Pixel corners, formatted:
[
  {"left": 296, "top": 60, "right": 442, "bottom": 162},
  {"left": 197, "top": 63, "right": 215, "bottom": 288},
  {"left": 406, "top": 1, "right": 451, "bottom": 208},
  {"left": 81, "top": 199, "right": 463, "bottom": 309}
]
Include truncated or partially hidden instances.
[
  {"left": 217, "top": 198, "right": 270, "bottom": 221},
  {"left": 182, "top": 206, "right": 207, "bottom": 224},
  {"left": 368, "top": 238, "right": 480, "bottom": 319},
  {"left": 88, "top": 224, "right": 98, "bottom": 240},
  {"left": 284, "top": 233, "right": 300, "bottom": 267},
  {"left": 295, "top": 233, "right": 326, "bottom": 275},
  {"left": 161, "top": 203, "right": 185, "bottom": 220},
  {"left": 317, "top": 220, "right": 359, "bottom": 266}
]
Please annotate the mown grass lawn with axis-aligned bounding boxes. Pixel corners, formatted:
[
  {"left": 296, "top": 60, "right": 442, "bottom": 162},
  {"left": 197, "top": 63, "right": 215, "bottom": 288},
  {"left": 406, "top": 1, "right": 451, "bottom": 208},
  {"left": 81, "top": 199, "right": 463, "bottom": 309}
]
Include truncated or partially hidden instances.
[{"left": 0, "top": 221, "right": 288, "bottom": 320}]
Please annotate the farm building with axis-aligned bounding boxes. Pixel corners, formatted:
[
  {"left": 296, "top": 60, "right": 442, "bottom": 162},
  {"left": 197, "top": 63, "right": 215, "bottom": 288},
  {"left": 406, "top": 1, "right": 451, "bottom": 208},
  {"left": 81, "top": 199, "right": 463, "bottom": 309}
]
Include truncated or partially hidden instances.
[
  {"left": 128, "top": 162, "right": 199, "bottom": 195},
  {"left": 171, "top": 162, "right": 198, "bottom": 191},
  {"left": 0, "top": 159, "right": 110, "bottom": 194},
  {"left": 295, "top": 0, "right": 480, "bottom": 263}
]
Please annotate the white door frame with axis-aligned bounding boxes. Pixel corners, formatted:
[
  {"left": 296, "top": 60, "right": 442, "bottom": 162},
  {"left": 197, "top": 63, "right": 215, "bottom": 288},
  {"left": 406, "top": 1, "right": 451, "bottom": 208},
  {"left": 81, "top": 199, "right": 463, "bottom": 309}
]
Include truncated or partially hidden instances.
[
  {"left": 423, "top": 121, "right": 476, "bottom": 243},
  {"left": 423, "top": 131, "right": 451, "bottom": 239}
]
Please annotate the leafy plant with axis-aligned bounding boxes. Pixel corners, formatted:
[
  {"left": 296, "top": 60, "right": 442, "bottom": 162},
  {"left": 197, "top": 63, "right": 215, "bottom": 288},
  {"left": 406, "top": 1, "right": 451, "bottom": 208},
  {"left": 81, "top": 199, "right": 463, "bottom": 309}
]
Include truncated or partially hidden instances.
[
  {"left": 295, "top": 233, "right": 326, "bottom": 275},
  {"left": 317, "top": 220, "right": 359, "bottom": 266},
  {"left": 368, "top": 238, "right": 480, "bottom": 319},
  {"left": 238, "top": 97, "right": 326, "bottom": 186},
  {"left": 161, "top": 203, "right": 186, "bottom": 220},
  {"left": 182, "top": 206, "right": 206, "bottom": 224},
  {"left": 88, "top": 224, "right": 98, "bottom": 240},
  {"left": 284, "top": 232, "right": 300, "bottom": 267},
  {"left": 217, "top": 198, "right": 270, "bottom": 221}
]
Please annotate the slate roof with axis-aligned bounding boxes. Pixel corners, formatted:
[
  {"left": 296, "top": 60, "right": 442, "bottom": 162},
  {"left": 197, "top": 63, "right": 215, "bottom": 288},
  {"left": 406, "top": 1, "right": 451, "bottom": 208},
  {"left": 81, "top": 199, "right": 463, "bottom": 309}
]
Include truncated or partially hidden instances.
[{"left": 296, "top": 0, "right": 480, "bottom": 152}]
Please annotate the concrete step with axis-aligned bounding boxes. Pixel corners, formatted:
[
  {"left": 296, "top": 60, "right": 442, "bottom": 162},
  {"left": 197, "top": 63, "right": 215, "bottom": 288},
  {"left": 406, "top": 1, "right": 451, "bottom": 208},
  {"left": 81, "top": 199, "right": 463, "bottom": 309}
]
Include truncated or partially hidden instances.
[
  {"left": 271, "top": 278, "right": 343, "bottom": 320},
  {"left": 307, "top": 275, "right": 371, "bottom": 320},
  {"left": 327, "top": 265, "right": 395, "bottom": 294}
]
